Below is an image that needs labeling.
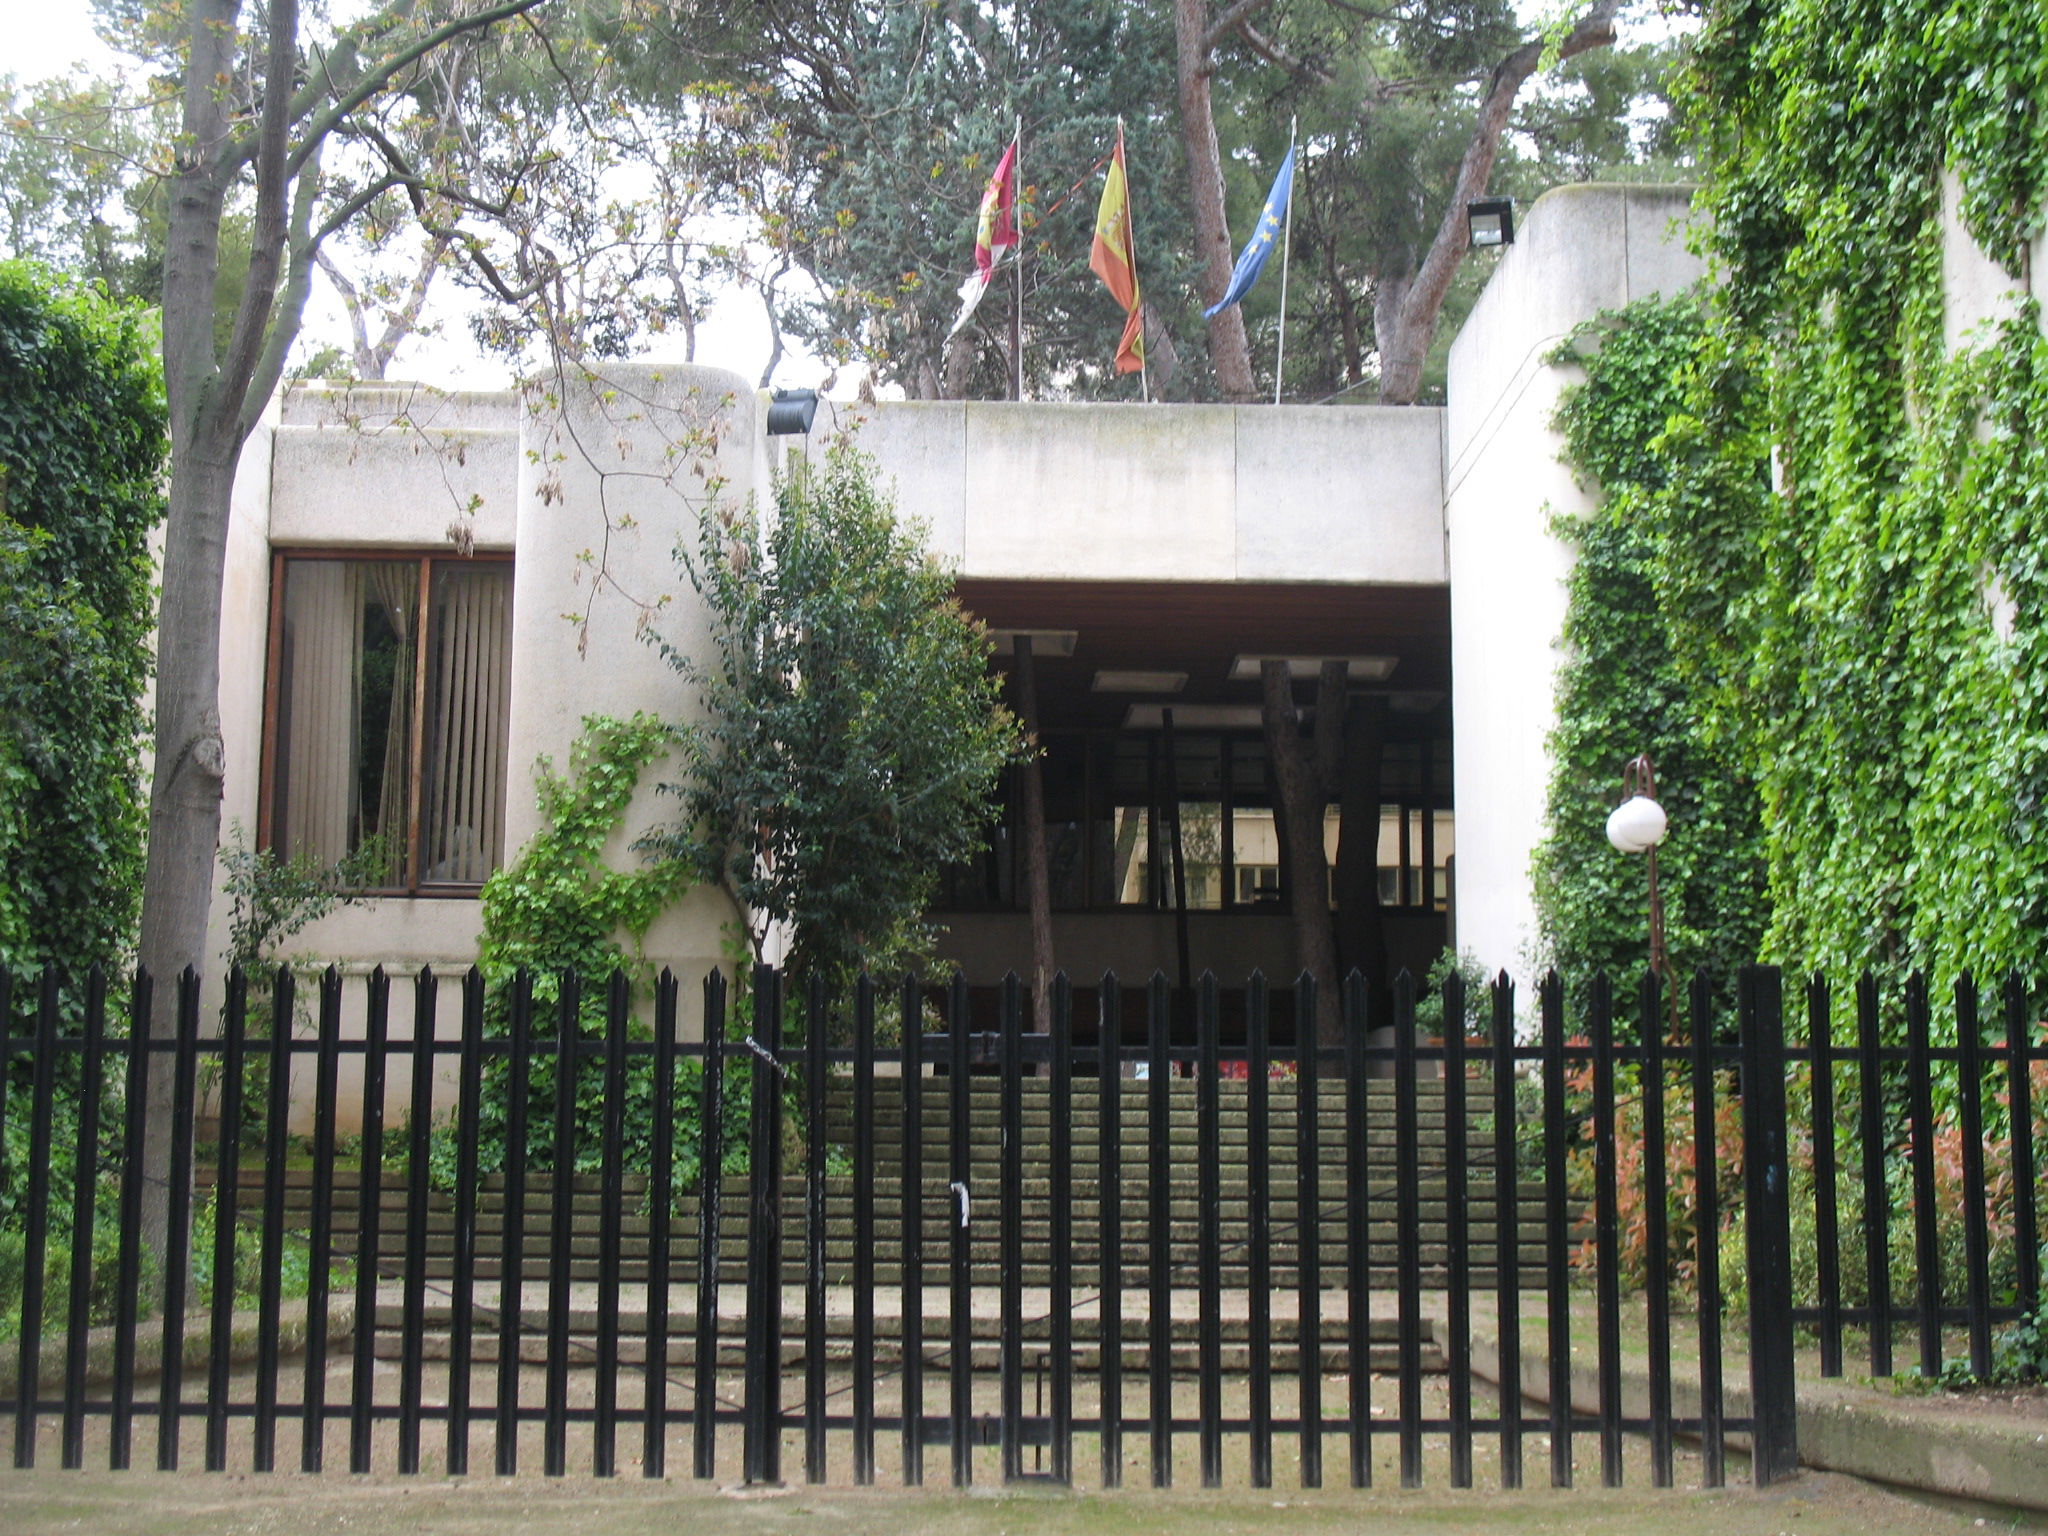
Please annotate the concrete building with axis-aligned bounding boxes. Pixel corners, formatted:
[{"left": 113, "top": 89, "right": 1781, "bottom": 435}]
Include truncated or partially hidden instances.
[{"left": 210, "top": 182, "right": 1712, "bottom": 1112}]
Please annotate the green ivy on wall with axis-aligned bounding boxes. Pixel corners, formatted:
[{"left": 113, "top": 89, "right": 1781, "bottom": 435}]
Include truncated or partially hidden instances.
[
  {"left": 466, "top": 712, "right": 710, "bottom": 1181},
  {"left": 0, "top": 261, "right": 165, "bottom": 985},
  {"left": 1535, "top": 290, "right": 1772, "bottom": 1001},
  {"left": 1678, "top": 0, "right": 2048, "bottom": 990}
]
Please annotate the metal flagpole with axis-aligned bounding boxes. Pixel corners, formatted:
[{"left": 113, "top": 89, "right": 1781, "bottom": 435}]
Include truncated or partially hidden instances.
[
  {"left": 1274, "top": 117, "right": 1297, "bottom": 407},
  {"left": 1123, "top": 117, "right": 1150, "bottom": 404},
  {"left": 1011, "top": 114, "right": 1024, "bottom": 402}
]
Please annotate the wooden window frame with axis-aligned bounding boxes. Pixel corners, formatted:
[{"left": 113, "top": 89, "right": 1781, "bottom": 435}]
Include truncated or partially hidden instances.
[{"left": 257, "top": 548, "right": 515, "bottom": 898}]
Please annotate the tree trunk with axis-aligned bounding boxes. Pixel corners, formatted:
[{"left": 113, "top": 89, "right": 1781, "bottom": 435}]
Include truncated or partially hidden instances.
[
  {"left": 1333, "top": 695, "right": 1389, "bottom": 1020},
  {"left": 1013, "top": 638, "right": 1056, "bottom": 1037},
  {"left": 1260, "top": 662, "right": 1339, "bottom": 1047},
  {"left": 1173, "top": 0, "right": 1256, "bottom": 399},
  {"left": 1376, "top": 3, "right": 1620, "bottom": 405},
  {"left": 137, "top": 439, "right": 239, "bottom": 1262}
]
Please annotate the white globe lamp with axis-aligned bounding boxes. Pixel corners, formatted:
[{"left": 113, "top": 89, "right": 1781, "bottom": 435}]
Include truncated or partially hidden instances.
[{"left": 1605, "top": 794, "right": 1668, "bottom": 854}]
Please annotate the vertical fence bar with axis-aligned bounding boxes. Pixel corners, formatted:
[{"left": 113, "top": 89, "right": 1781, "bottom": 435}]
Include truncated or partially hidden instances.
[
  {"left": 1955, "top": 976, "right": 1993, "bottom": 1380},
  {"left": 1393, "top": 969, "right": 1423, "bottom": 1489},
  {"left": 692, "top": 970, "right": 726, "bottom": 1481},
  {"left": 109, "top": 969, "right": 151, "bottom": 1470},
  {"left": 854, "top": 974, "right": 878, "bottom": 1484},
  {"left": 900, "top": 974, "right": 925, "bottom": 1486},
  {"left": 998, "top": 973, "right": 1024, "bottom": 1484},
  {"left": 1097, "top": 973, "right": 1124, "bottom": 1489},
  {"left": 495, "top": 970, "right": 533, "bottom": 1478},
  {"left": 448, "top": 967, "right": 484, "bottom": 1477},
  {"left": 1741, "top": 966, "right": 1799, "bottom": 1486},
  {"left": 62, "top": 967, "right": 107, "bottom": 1470},
  {"left": 1444, "top": 972, "right": 1473, "bottom": 1489},
  {"left": 594, "top": 971, "right": 630, "bottom": 1476},
  {"left": 157, "top": 968, "right": 202, "bottom": 1472},
  {"left": 399, "top": 967, "right": 437, "bottom": 1474},
  {"left": 1197, "top": 972, "right": 1223, "bottom": 1489},
  {"left": 1246, "top": 972, "right": 1272, "bottom": 1490},
  {"left": 1808, "top": 976, "right": 1843, "bottom": 1378},
  {"left": 1589, "top": 972, "right": 1623, "bottom": 1488},
  {"left": 351, "top": 967, "right": 391, "bottom": 1475},
  {"left": 947, "top": 973, "right": 972, "bottom": 1489},
  {"left": 1343, "top": 970, "right": 1372, "bottom": 1489},
  {"left": 1049, "top": 971, "right": 1075, "bottom": 1485},
  {"left": 1905, "top": 971, "right": 1942, "bottom": 1377},
  {"left": 1855, "top": 973, "right": 1892, "bottom": 1377},
  {"left": 544, "top": 974, "right": 580, "bottom": 1477},
  {"left": 2009, "top": 973, "right": 2041, "bottom": 1317},
  {"left": 803, "top": 977, "right": 829, "bottom": 1484},
  {"left": 1491, "top": 973, "right": 1522, "bottom": 1489},
  {"left": 1296, "top": 972, "right": 1323, "bottom": 1490},
  {"left": 1540, "top": 970, "right": 1571, "bottom": 1489},
  {"left": 741, "top": 964, "right": 784, "bottom": 1487},
  {"left": 1147, "top": 971, "right": 1172, "bottom": 1490},
  {"left": 642, "top": 970, "right": 679, "bottom": 1479},
  {"left": 1641, "top": 972, "right": 1673, "bottom": 1488},
  {"left": 254, "top": 967, "right": 292, "bottom": 1473},
  {"left": 1691, "top": 973, "right": 1725, "bottom": 1488},
  {"left": 206, "top": 966, "right": 248, "bottom": 1471},
  {"left": 0, "top": 969, "right": 10, "bottom": 1199},
  {"left": 14, "top": 970, "right": 61, "bottom": 1468}
]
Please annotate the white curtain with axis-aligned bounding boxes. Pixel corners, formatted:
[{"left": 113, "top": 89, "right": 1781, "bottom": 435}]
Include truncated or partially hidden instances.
[
  {"left": 276, "top": 557, "right": 507, "bottom": 887},
  {"left": 277, "top": 561, "right": 356, "bottom": 866},
  {"left": 420, "top": 564, "right": 511, "bottom": 884}
]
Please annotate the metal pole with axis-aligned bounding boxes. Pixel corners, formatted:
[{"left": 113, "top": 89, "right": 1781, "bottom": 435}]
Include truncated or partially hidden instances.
[
  {"left": 1123, "top": 116, "right": 1150, "bottom": 404},
  {"left": 1011, "top": 116, "right": 1024, "bottom": 402},
  {"left": 1273, "top": 118, "right": 1297, "bottom": 406}
]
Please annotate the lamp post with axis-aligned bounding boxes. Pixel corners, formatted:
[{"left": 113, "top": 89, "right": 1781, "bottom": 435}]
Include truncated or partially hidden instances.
[{"left": 1606, "top": 754, "right": 1677, "bottom": 1035}]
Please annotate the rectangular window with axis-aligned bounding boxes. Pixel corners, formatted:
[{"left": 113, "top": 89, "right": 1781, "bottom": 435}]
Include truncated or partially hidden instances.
[{"left": 261, "top": 553, "right": 514, "bottom": 892}]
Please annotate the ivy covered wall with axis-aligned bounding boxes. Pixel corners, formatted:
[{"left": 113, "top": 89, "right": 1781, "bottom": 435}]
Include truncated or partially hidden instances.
[
  {"left": 1539, "top": 1, "right": 2048, "bottom": 993},
  {"left": 0, "top": 262, "right": 166, "bottom": 983},
  {"left": 1534, "top": 292, "right": 1770, "bottom": 993}
]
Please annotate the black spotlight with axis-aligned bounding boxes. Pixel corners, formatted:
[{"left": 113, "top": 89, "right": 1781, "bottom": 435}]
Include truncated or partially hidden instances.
[
  {"left": 766, "top": 387, "right": 820, "bottom": 436},
  {"left": 1466, "top": 197, "right": 1515, "bottom": 250}
]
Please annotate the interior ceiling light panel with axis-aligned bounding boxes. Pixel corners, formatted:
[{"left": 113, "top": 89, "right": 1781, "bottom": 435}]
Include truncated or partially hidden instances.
[
  {"left": 1227, "top": 654, "right": 1398, "bottom": 682},
  {"left": 1092, "top": 670, "right": 1188, "bottom": 693}
]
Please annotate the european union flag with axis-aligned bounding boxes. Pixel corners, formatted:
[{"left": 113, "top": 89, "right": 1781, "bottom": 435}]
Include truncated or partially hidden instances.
[{"left": 1203, "top": 145, "right": 1295, "bottom": 318}]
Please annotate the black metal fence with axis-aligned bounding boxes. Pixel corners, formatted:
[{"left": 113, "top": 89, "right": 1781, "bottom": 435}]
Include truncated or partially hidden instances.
[{"left": 0, "top": 962, "right": 2041, "bottom": 1490}]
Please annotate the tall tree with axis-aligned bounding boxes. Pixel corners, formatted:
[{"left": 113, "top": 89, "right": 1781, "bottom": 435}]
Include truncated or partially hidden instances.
[
  {"left": 121, "top": 0, "right": 547, "bottom": 1264},
  {"left": 1171, "top": 0, "right": 1262, "bottom": 398},
  {"left": 754, "top": 0, "right": 1200, "bottom": 400},
  {"left": 1175, "top": 0, "right": 1640, "bottom": 402},
  {"left": 651, "top": 443, "right": 1021, "bottom": 997}
]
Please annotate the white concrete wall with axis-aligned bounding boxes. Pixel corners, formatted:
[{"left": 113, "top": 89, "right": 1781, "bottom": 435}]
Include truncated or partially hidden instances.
[
  {"left": 197, "top": 398, "right": 279, "bottom": 1030},
  {"left": 808, "top": 398, "right": 1448, "bottom": 584},
  {"left": 1444, "top": 184, "right": 1705, "bottom": 987},
  {"left": 269, "top": 383, "right": 520, "bottom": 550},
  {"left": 1940, "top": 171, "right": 2048, "bottom": 352},
  {"left": 505, "top": 362, "right": 764, "bottom": 1005}
]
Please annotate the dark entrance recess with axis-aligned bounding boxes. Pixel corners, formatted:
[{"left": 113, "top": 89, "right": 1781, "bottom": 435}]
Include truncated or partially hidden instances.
[{"left": 940, "top": 579, "right": 1455, "bottom": 1037}]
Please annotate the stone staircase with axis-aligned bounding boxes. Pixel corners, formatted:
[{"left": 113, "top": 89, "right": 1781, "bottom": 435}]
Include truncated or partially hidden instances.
[{"left": 209, "top": 1071, "right": 1552, "bottom": 1373}]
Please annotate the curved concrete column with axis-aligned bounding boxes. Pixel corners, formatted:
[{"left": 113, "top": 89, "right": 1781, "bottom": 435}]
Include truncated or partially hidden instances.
[{"left": 508, "top": 362, "right": 768, "bottom": 996}]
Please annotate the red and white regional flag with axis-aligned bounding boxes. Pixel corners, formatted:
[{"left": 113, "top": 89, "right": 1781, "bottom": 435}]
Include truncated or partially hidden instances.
[{"left": 945, "top": 136, "right": 1019, "bottom": 340}]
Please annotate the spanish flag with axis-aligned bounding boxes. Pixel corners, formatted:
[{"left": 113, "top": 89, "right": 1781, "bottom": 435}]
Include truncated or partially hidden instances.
[{"left": 1089, "top": 124, "right": 1145, "bottom": 374}]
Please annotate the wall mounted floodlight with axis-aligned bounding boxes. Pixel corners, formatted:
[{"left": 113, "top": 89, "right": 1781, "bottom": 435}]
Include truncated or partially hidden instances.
[
  {"left": 1466, "top": 198, "right": 1515, "bottom": 250},
  {"left": 766, "top": 388, "right": 820, "bottom": 436}
]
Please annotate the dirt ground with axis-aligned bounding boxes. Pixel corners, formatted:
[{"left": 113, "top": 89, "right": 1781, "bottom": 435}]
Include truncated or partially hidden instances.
[{"left": 2, "top": 1464, "right": 2042, "bottom": 1536}]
